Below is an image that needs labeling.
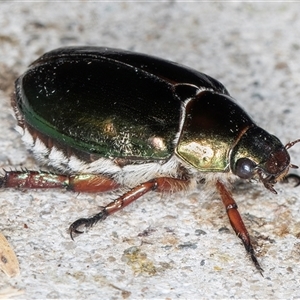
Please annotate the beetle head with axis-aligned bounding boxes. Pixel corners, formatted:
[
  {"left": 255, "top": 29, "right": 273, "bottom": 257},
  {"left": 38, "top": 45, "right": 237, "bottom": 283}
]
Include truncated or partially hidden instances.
[{"left": 231, "top": 126, "right": 299, "bottom": 193}]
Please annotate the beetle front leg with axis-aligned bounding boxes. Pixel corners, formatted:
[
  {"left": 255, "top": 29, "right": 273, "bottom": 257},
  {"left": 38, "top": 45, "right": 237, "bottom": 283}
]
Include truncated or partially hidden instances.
[
  {"left": 216, "top": 180, "right": 263, "bottom": 274},
  {"left": 69, "top": 177, "right": 190, "bottom": 239}
]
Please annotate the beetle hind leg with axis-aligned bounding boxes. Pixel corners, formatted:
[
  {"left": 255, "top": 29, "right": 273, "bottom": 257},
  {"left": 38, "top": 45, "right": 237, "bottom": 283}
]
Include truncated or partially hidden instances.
[
  {"left": 0, "top": 170, "right": 120, "bottom": 192},
  {"left": 69, "top": 177, "right": 191, "bottom": 239}
]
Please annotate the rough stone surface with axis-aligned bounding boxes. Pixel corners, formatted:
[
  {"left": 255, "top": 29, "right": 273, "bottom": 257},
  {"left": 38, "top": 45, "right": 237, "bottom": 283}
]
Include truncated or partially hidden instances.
[{"left": 1, "top": 2, "right": 300, "bottom": 299}]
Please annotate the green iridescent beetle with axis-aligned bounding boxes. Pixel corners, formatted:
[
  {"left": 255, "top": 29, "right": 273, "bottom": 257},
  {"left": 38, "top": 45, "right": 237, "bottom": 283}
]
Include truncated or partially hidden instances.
[{"left": 3, "top": 46, "right": 300, "bottom": 274}]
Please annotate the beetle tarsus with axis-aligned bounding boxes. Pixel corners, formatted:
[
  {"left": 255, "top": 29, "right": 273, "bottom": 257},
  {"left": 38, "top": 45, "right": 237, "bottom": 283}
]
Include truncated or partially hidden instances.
[
  {"left": 69, "top": 208, "right": 108, "bottom": 240},
  {"left": 244, "top": 240, "right": 264, "bottom": 275},
  {"left": 283, "top": 173, "right": 300, "bottom": 187},
  {"left": 238, "top": 231, "right": 263, "bottom": 275}
]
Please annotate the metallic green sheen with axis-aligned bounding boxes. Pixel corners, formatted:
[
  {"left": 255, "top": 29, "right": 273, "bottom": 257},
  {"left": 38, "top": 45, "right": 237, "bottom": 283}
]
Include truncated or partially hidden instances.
[
  {"left": 176, "top": 91, "right": 255, "bottom": 171},
  {"left": 16, "top": 55, "right": 180, "bottom": 160},
  {"left": 15, "top": 47, "right": 229, "bottom": 162}
]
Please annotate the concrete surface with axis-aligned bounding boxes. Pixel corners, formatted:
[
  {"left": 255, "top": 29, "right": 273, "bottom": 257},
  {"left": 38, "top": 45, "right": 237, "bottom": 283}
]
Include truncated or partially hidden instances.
[{"left": 1, "top": 2, "right": 300, "bottom": 299}]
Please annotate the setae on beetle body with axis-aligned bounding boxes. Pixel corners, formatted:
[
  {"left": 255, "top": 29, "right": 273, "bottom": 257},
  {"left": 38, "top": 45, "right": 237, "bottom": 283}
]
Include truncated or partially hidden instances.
[{"left": 3, "top": 47, "right": 300, "bottom": 274}]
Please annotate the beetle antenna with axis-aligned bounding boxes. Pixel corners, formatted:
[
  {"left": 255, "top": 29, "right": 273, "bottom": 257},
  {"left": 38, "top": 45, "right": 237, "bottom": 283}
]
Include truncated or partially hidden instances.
[{"left": 285, "top": 139, "right": 300, "bottom": 150}]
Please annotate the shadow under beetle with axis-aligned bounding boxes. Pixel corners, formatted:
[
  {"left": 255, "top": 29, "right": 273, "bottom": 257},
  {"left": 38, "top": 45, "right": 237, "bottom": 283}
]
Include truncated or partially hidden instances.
[{"left": 3, "top": 46, "right": 300, "bottom": 274}]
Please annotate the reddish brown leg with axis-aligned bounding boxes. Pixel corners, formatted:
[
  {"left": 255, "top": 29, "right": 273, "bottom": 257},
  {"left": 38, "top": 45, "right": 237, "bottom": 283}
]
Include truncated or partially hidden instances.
[
  {"left": 69, "top": 177, "right": 190, "bottom": 239},
  {"left": 216, "top": 180, "right": 263, "bottom": 274},
  {"left": 0, "top": 170, "right": 119, "bottom": 192},
  {"left": 0, "top": 170, "right": 189, "bottom": 238}
]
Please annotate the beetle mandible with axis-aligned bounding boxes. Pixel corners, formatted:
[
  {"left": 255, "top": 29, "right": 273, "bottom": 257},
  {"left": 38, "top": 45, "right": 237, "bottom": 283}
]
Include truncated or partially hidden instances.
[{"left": 3, "top": 46, "right": 300, "bottom": 274}]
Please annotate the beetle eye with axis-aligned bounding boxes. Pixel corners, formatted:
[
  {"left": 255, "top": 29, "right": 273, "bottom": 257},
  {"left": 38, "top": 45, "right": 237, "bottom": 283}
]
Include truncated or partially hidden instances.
[{"left": 234, "top": 158, "right": 257, "bottom": 179}]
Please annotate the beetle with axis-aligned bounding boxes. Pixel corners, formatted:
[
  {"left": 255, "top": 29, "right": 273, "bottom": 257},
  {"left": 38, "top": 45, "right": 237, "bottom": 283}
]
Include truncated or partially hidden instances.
[{"left": 2, "top": 46, "right": 300, "bottom": 274}]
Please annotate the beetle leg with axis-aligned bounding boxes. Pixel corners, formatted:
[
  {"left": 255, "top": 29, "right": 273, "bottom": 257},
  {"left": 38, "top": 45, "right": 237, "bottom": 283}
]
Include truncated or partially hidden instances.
[
  {"left": 215, "top": 180, "right": 263, "bottom": 274},
  {"left": 282, "top": 173, "right": 300, "bottom": 187},
  {"left": 0, "top": 170, "right": 119, "bottom": 192},
  {"left": 69, "top": 177, "right": 190, "bottom": 239}
]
